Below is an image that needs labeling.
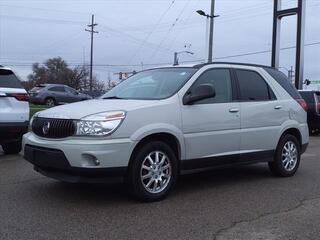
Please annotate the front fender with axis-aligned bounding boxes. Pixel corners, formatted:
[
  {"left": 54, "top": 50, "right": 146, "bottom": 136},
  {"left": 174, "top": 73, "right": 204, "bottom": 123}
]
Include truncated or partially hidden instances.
[{"left": 130, "top": 123, "right": 186, "bottom": 160}]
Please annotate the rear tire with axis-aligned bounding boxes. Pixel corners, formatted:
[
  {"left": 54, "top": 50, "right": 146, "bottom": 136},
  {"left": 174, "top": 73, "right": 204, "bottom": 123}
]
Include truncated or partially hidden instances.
[
  {"left": 2, "top": 140, "right": 22, "bottom": 154},
  {"left": 268, "top": 134, "right": 300, "bottom": 177},
  {"left": 45, "top": 98, "right": 56, "bottom": 107},
  {"left": 127, "top": 141, "right": 178, "bottom": 202}
]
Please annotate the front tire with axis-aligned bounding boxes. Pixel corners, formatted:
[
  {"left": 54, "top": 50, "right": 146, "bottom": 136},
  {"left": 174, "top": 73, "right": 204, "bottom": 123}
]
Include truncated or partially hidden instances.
[
  {"left": 268, "top": 134, "right": 301, "bottom": 177},
  {"left": 2, "top": 140, "right": 22, "bottom": 154},
  {"left": 127, "top": 141, "right": 178, "bottom": 202}
]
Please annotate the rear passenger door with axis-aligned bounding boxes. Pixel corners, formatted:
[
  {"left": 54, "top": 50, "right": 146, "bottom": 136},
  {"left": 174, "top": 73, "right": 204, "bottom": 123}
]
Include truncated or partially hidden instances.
[{"left": 235, "top": 68, "right": 288, "bottom": 159}]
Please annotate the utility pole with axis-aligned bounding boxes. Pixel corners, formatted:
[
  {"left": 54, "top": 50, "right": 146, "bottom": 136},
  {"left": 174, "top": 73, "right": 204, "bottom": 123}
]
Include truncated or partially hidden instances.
[
  {"left": 288, "top": 66, "right": 295, "bottom": 85},
  {"left": 208, "top": 0, "right": 215, "bottom": 63},
  {"left": 196, "top": 1, "right": 219, "bottom": 63},
  {"left": 85, "top": 14, "right": 98, "bottom": 92},
  {"left": 173, "top": 52, "right": 179, "bottom": 66}
]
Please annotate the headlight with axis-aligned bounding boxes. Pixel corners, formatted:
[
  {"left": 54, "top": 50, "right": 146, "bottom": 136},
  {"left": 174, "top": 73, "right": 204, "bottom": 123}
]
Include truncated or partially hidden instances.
[{"left": 75, "top": 111, "right": 126, "bottom": 136}]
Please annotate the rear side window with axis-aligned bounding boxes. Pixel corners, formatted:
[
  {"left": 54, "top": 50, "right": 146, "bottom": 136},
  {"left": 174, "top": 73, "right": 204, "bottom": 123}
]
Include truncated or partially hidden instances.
[
  {"left": 299, "top": 91, "right": 314, "bottom": 103},
  {"left": 235, "top": 69, "right": 273, "bottom": 101},
  {"left": 0, "top": 69, "right": 23, "bottom": 89},
  {"left": 264, "top": 68, "right": 301, "bottom": 99},
  {"left": 65, "top": 87, "right": 77, "bottom": 94},
  {"left": 49, "top": 86, "right": 65, "bottom": 92}
]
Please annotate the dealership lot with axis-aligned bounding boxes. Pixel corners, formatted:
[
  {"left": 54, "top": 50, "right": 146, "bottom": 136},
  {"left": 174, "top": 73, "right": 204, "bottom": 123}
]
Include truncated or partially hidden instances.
[{"left": 0, "top": 137, "right": 320, "bottom": 240}]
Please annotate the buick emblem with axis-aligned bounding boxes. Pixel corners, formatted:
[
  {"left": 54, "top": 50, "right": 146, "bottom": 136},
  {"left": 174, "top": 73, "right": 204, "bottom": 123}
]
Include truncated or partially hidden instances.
[{"left": 42, "top": 121, "right": 50, "bottom": 135}]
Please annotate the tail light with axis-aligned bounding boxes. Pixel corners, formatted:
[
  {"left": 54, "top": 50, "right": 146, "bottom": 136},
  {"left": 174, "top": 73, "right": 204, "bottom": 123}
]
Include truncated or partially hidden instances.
[
  {"left": 7, "top": 93, "right": 30, "bottom": 102},
  {"left": 314, "top": 93, "right": 320, "bottom": 114},
  {"left": 296, "top": 99, "right": 308, "bottom": 112}
]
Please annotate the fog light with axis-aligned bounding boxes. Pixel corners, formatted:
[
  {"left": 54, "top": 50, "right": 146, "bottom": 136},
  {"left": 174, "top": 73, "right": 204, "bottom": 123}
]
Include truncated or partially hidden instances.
[{"left": 82, "top": 153, "right": 100, "bottom": 167}]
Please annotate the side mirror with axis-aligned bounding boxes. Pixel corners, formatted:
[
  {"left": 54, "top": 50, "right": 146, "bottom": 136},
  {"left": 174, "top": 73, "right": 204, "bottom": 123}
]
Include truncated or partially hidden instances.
[{"left": 183, "top": 84, "right": 216, "bottom": 105}]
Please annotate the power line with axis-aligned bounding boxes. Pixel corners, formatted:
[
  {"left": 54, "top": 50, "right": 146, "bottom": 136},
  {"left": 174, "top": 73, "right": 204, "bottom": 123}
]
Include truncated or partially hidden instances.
[
  {"left": 0, "top": 14, "right": 86, "bottom": 25},
  {"left": 0, "top": 4, "right": 90, "bottom": 15},
  {"left": 3, "top": 41, "right": 320, "bottom": 68},
  {"left": 147, "top": 0, "right": 192, "bottom": 61},
  {"left": 127, "top": 0, "right": 176, "bottom": 64},
  {"left": 99, "top": 25, "right": 173, "bottom": 55}
]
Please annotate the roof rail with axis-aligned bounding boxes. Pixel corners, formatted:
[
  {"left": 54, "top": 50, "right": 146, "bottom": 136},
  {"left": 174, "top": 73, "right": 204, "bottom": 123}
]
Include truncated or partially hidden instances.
[{"left": 194, "top": 62, "right": 277, "bottom": 70}]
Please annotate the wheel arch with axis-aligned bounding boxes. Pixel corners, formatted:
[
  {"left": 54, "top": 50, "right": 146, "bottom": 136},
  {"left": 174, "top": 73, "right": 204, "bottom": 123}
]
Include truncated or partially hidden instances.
[
  {"left": 278, "top": 127, "right": 302, "bottom": 148},
  {"left": 44, "top": 96, "right": 56, "bottom": 104},
  {"left": 128, "top": 132, "right": 182, "bottom": 172}
]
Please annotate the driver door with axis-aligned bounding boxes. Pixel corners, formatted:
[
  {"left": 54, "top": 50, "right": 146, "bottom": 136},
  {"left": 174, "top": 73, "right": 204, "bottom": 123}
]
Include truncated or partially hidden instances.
[{"left": 180, "top": 68, "right": 241, "bottom": 169}]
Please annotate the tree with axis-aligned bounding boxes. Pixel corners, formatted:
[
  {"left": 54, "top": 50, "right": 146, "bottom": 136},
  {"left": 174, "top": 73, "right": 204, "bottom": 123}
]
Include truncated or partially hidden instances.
[{"left": 26, "top": 57, "right": 104, "bottom": 92}]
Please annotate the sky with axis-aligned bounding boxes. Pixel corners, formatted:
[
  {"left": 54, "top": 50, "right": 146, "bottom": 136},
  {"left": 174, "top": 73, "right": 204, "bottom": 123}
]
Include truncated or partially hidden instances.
[{"left": 0, "top": 0, "right": 319, "bottom": 83}]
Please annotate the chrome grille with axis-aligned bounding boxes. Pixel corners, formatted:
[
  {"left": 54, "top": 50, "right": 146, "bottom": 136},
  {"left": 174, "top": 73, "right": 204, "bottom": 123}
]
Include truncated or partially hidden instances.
[{"left": 32, "top": 117, "right": 76, "bottom": 138}]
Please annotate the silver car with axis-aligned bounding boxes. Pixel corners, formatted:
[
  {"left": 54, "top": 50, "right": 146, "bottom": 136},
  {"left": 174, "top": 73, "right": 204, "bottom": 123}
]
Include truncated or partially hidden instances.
[
  {"left": 29, "top": 84, "right": 92, "bottom": 107},
  {"left": 23, "top": 63, "right": 309, "bottom": 201}
]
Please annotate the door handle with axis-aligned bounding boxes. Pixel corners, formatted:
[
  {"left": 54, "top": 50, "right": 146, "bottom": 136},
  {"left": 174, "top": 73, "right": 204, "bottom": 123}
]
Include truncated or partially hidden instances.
[
  {"left": 274, "top": 105, "right": 282, "bottom": 110},
  {"left": 229, "top": 108, "right": 239, "bottom": 113}
]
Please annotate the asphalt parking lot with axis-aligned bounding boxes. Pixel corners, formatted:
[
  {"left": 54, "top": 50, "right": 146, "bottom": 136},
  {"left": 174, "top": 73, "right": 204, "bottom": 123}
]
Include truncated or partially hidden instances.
[{"left": 1, "top": 137, "right": 320, "bottom": 240}]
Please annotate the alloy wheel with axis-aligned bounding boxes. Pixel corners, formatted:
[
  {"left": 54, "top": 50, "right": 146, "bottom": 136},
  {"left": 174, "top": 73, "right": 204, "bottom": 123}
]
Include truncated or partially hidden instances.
[
  {"left": 140, "top": 151, "right": 172, "bottom": 194},
  {"left": 282, "top": 141, "right": 298, "bottom": 171}
]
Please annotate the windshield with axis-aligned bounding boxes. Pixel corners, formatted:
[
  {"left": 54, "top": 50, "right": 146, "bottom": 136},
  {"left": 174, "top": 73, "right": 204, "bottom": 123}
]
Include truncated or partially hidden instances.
[{"left": 102, "top": 67, "right": 197, "bottom": 100}]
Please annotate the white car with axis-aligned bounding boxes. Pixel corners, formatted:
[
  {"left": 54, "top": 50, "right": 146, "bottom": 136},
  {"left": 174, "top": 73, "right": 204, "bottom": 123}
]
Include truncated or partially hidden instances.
[
  {"left": 23, "top": 63, "right": 309, "bottom": 201},
  {"left": 0, "top": 66, "right": 29, "bottom": 154}
]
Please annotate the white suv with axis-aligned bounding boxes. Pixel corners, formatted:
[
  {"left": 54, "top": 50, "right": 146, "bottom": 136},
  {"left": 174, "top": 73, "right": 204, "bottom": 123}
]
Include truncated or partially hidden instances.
[
  {"left": 23, "top": 63, "right": 309, "bottom": 201},
  {"left": 0, "top": 66, "right": 29, "bottom": 154}
]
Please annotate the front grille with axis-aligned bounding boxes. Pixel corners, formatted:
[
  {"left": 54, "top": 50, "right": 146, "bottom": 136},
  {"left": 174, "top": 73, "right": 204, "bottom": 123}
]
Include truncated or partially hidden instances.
[{"left": 32, "top": 117, "right": 76, "bottom": 138}]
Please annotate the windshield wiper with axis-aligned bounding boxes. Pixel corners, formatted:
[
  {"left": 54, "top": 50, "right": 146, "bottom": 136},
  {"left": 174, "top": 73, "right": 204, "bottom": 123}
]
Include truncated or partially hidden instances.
[{"left": 103, "top": 96, "right": 125, "bottom": 99}]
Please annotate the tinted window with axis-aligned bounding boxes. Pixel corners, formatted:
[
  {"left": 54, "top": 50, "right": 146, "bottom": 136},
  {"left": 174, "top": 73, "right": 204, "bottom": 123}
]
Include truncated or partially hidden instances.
[
  {"left": 65, "top": 87, "right": 77, "bottom": 94},
  {"left": 264, "top": 68, "right": 301, "bottom": 99},
  {"left": 49, "top": 86, "right": 65, "bottom": 92},
  {"left": 299, "top": 91, "right": 314, "bottom": 103},
  {"left": 0, "top": 69, "right": 23, "bottom": 89},
  {"left": 236, "top": 70, "right": 272, "bottom": 101},
  {"left": 191, "top": 68, "right": 232, "bottom": 104}
]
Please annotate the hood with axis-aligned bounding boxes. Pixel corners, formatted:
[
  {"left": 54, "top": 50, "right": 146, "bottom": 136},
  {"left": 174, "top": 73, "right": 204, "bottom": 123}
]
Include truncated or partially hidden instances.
[{"left": 37, "top": 99, "right": 158, "bottom": 119}]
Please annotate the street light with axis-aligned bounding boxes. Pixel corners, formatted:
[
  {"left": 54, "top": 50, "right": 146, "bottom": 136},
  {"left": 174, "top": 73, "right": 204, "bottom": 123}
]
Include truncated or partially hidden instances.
[
  {"left": 173, "top": 51, "right": 194, "bottom": 66},
  {"left": 196, "top": 2, "right": 220, "bottom": 63},
  {"left": 196, "top": 10, "right": 219, "bottom": 19}
]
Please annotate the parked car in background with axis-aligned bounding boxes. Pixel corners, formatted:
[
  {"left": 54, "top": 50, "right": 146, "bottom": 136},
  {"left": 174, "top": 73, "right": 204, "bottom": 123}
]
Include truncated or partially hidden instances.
[
  {"left": 23, "top": 63, "right": 309, "bottom": 201},
  {"left": 299, "top": 90, "right": 320, "bottom": 135},
  {"left": 29, "top": 84, "right": 92, "bottom": 107},
  {"left": 0, "top": 65, "right": 29, "bottom": 154}
]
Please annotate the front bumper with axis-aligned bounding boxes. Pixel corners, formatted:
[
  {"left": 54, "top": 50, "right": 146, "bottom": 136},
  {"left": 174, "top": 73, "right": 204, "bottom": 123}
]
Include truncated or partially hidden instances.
[
  {"left": 0, "top": 121, "right": 29, "bottom": 144},
  {"left": 24, "top": 145, "right": 127, "bottom": 183},
  {"left": 23, "top": 132, "right": 134, "bottom": 182}
]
